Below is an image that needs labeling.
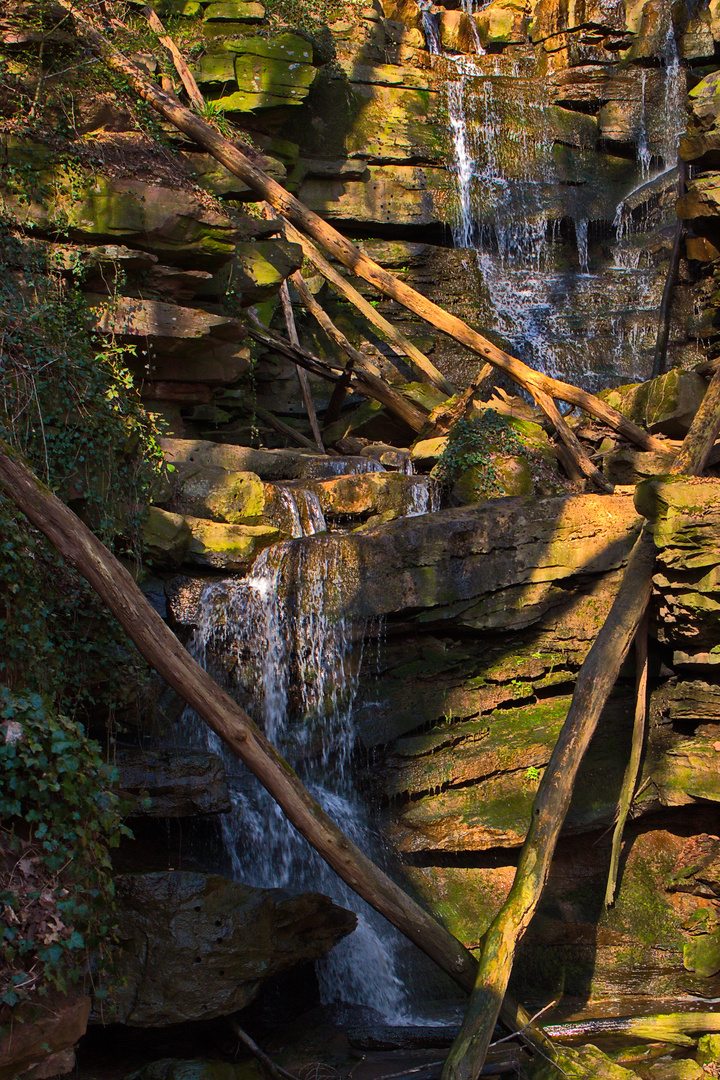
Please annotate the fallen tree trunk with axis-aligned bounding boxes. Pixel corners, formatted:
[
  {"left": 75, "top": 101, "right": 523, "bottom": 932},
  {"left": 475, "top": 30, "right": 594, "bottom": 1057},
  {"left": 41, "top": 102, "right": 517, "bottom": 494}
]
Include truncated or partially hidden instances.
[
  {"left": 0, "top": 443, "right": 552, "bottom": 1061},
  {"left": 247, "top": 312, "right": 428, "bottom": 433},
  {"left": 59, "top": 1, "right": 667, "bottom": 456},
  {"left": 279, "top": 280, "right": 325, "bottom": 452},
  {"left": 442, "top": 366, "right": 720, "bottom": 1080},
  {"left": 283, "top": 222, "right": 454, "bottom": 395}
]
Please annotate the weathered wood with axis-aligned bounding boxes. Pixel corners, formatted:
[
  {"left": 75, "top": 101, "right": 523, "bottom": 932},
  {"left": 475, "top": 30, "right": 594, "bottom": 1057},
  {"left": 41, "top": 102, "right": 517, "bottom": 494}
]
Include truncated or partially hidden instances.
[
  {"left": 58, "top": 2, "right": 666, "bottom": 454},
  {"left": 290, "top": 269, "right": 400, "bottom": 382},
  {"left": 533, "top": 388, "right": 613, "bottom": 493},
  {"left": 279, "top": 280, "right": 325, "bottom": 452},
  {"left": 442, "top": 366, "right": 720, "bottom": 1080},
  {"left": 672, "top": 364, "right": 720, "bottom": 474},
  {"left": 284, "top": 223, "right": 453, "bottom": 394},
  {"left": 247, "top": 312, "right": 428, "bottom": 433},
  {"left": 0, "top": 445, "right": 552, "bottom": 1060},
  {"left": 141, "top": 6, "right": 205, "bottom": 111},
  {"left": 605, "top": 610, "right": 648, "bottom": 907},
  {"left": 253, "top": 405, "right": 319, "bottom": 451}
]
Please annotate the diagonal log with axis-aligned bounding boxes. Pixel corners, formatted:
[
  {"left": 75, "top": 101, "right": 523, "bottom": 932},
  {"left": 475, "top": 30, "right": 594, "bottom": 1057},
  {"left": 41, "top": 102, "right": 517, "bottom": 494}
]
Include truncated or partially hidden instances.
[
  {"left": 141, "top": 6, "right": 205, "bottom": 111},
  {"left": 532, "top": 388, "right": 613, "bottom": 493},
  {"left": 279, "top": 280, "right": 325, "bottom": 452},
  {"left": 441, "top": 365, "right": 720, "bottom": 1080},
  {"left": 58, "top": 0, "right": 667, "bottom": 456},
  {"left": 247, "top": 312, "right": 428, "bottom": 433},
  {"left": 0, "top": 442, "right": 553, "bottom": 1060},
  {"left": 283, "top": 222, "right": 454, "bottom": 395}
]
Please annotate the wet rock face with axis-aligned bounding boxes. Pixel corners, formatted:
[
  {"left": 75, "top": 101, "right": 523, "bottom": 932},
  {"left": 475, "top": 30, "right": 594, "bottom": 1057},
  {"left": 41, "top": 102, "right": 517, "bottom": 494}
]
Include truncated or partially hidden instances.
[{"left": 106, "top": 872, "right": 356, "bottom": 1026}]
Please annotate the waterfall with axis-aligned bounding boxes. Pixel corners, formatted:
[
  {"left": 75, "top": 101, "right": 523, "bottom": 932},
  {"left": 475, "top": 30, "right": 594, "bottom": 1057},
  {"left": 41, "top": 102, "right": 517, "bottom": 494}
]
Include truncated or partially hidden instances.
[
  {"left": 182, "top": 539, "right": 411, "bottom": 1020},
  {"left": 447, "top": 78, "right": 476, "bottom": 247},
  {"left": 419, "top": 3, "right": 442, "bottom": 56},
  {"left": 444, "top": 52, "right": 678, "bottom": 387}
]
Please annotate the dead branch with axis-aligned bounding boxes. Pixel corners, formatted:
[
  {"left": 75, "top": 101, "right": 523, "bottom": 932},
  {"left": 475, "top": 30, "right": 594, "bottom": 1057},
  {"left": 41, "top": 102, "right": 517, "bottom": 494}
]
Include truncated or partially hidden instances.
[
  {"left": 279, "top": 280, "right": 325, "bottom": 451},
  {"left": 605, "top": 610, "right": 648, "bottom": 907}
]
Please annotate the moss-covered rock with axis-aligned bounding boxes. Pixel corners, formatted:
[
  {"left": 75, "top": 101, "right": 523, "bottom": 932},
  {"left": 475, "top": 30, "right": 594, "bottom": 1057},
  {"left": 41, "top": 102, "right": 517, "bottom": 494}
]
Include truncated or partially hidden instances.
[
  {"left": 186, "top": 517, "right": 279, "bottom": 570},
  {"left": 475, "top": 0, "right": 530, "bottom": 46},
  {"left": 143, "top": 507, "right": 192, "bottom": 564},
  {"left": 698, "top": 1033, "right": 720, "bottom": 1064},
  {"left": 229, "top": 240, "right": 303, "bottom": 302},
  {"left": 196, "top": 35, "right": 318, "bottom": 112},
  {"left": 169, "top": 466, "right": 268, "bottom": 525},
  {"left": 599, "top": 371, "right": 707, "bottom": 438}
]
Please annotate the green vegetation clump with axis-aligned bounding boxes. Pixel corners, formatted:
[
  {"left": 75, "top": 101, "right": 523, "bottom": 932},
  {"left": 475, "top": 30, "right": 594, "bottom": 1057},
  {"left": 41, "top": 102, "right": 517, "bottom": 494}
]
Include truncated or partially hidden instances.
[
  {"left": 432, "top": 411, "right": 544, "bottom": 499},
  {"left": 0, "top": 237, "right": 164, "bottom": 1007},
  {"left": 0, "top": 689, "right": 129, "bottom": 1009}
]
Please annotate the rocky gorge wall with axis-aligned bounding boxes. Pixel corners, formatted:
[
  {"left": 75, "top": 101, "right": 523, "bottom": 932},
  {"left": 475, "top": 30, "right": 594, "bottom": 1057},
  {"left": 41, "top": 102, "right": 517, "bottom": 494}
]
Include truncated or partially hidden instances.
[{"left": 6, "top": 0, "right": 720, "bottom": 1076}]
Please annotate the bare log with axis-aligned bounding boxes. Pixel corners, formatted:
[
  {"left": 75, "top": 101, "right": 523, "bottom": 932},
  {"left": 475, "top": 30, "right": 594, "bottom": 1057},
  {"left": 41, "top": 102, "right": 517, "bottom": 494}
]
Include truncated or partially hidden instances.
[
  {"left": 247, "top": 312, "right": 428, "bottom": 433},
  {"left": 605, "top": 611, "right": 648, "bottom": 907},
  {"left": 58, "top": 1, "right": 666, "bottom": 454},
  {"left": 0, "top": 444, "right": 552, "bottom": 1060},
  {"left": 442, "top": 366, "right": 720, "bottom": 1080},
  {"left": 279, "top": 280, "right": 325, "bottom": 452},
  {"left": 284, "top": 223, "right": 453, "bottom": 394},
  {"left": 140, "top": 6, "right": 205, "bottom": 111}
]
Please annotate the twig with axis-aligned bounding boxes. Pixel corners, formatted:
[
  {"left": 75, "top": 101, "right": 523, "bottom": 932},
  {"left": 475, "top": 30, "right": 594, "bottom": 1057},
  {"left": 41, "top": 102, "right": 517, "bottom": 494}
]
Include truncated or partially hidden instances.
[{"left": 230, "top": 1021, "right": 302, "bottom": 1080}]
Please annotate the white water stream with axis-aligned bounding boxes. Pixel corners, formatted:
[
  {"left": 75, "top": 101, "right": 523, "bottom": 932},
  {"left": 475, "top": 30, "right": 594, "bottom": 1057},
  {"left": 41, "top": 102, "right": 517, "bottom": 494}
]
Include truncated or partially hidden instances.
[{"left": 444, "top": 4, "right": 688, "bottom": 389}]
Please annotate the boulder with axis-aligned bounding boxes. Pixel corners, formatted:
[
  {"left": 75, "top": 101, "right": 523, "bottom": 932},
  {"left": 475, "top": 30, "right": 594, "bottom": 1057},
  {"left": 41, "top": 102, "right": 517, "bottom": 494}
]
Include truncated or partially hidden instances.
[
  {"left": 228, "top": 240, "right": 303, "bottom": 302},
  {"left": 105, "top": 872, "right": 356, "bottom": 1025},
  {"left": 168, "top": 465, "right": 268, "bottom": 525},
  {"left": 475, "top": 0, "right": 530, "bottom": 46},
  {"left": 599, "top": 371, "right": 707, "bottom": 438},
  {"left": 0, "top": 992, "right": 90, "bottom": 1080},
  {"left": 197, "top": 35, "right": 318, "bottom": 112},
  {"left": 116, "top": 749, "right": 231, "bottom": 817},
  {"left": 143, "top": 508, "right": 192, "bottom": 565},
  {"left": 437, "top": 10, "right": 479, "bottom": 52},
  {"left": 185, "top": 517, "right": 279, "bottom": 570},
  {"left": 159, "top": 438, "right": 385, "bottom": 481}
]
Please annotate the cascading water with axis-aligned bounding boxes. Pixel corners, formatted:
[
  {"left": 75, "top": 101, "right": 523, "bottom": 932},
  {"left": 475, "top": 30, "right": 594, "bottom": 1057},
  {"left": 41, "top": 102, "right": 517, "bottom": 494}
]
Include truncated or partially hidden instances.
[
  {"left": 444, "top": 2, "right": 688, "bottom": 389},
  {"left": 182, "top": 539, "right": 411, "bottom": 1020}
]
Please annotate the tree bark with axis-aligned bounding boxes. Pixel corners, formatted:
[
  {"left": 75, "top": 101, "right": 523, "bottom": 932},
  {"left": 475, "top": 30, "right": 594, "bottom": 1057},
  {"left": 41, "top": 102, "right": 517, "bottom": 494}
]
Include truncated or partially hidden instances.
[
  {"left": 0, "top": 444, "right": 552, "bottom": 1060},
  {"left": 59, "top": 1, "right": 667, "bottom": 455},
  {"left": 605, "top": 610, "right": 648, "bottom": 908},
  {"left": 283, "top": 223, "right": 454, "bottom": 395},
  {"left": 442, "top": 365, "right": 720, "bottom": 1080},
  {"left": 279, "top": 280, "right": 325, "bottom": 452},
  {"left": 247, "top": 313, "right": 428, "bottom": 433}
]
